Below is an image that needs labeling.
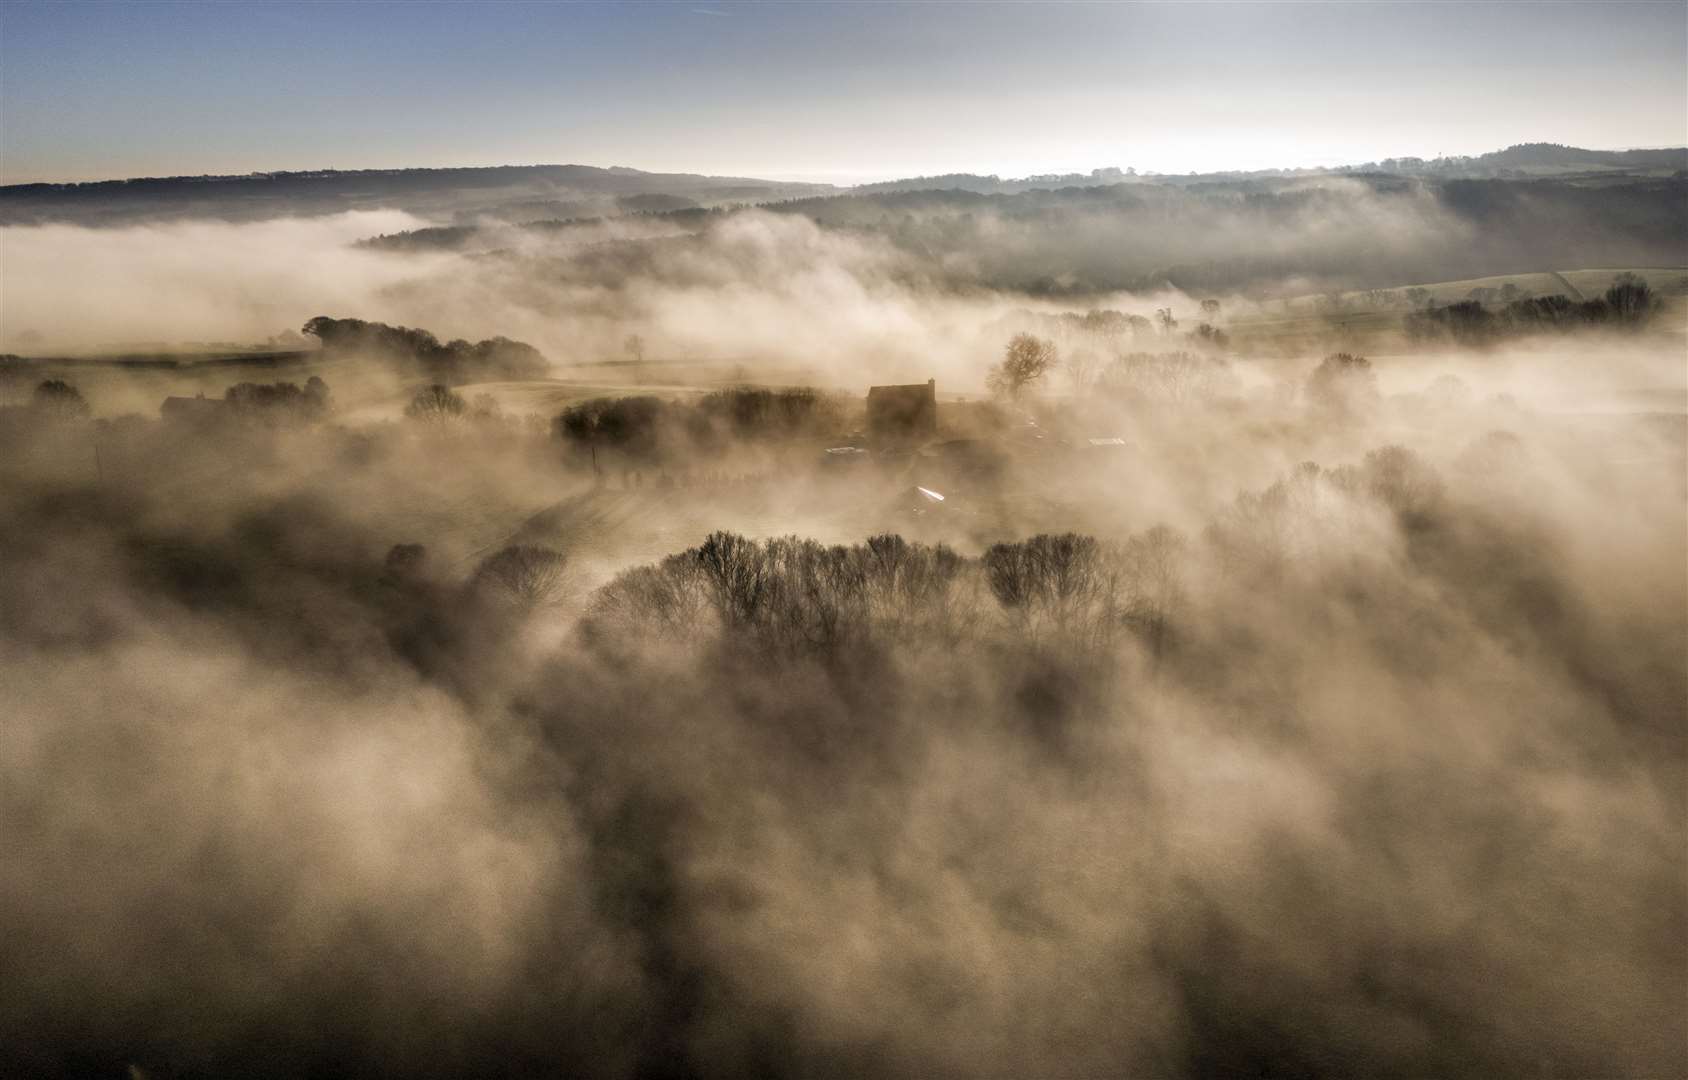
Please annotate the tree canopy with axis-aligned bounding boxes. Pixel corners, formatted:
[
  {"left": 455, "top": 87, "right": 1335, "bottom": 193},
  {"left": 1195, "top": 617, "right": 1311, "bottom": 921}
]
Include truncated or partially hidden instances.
[
  {"left": 987, "top": 333, "right": 1058, "bottom": 400},
  {"left": 303, "top": 316, "right": 547, "bottom": 385}
]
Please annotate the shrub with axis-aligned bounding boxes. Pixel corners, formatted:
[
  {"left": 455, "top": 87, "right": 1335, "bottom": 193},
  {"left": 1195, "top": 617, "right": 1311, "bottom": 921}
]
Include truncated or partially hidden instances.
[
  {"left": 405, "top": 384, "right": 468, "bottom": 423},
  {"left": 1603, "top": 273, "right": 1658, "bottom": 327},
  {"left": 1405, "top": 300, "right": 1496, "bottom": 345},
  {"left": 31, "top": 379, "right": 90, "bottom": 420},
  {"left": 696, "top": 386, "right": 844, "bottom": 439},
  {"left": 224, "top": 378, "right": 330, "bottom": 422}
]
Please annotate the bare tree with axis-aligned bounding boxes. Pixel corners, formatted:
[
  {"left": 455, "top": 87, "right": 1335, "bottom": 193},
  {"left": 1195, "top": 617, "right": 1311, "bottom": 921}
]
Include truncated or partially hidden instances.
[
  {"left": 624, "top": 334, "right": 646, "bottom": 364},
  {"left": 473, "top": 545, "right": 569, "bottom": 609},
  {"left": 1064, "top": 346, "right": 1103, "bottom": 392},
  {"left": 404, "top": 383, "right": 467, "bottom": 423},
  {"left": 1099, "top": 351, "right": 1231, "bottom": 406},
  {"left": 986, "top": 333, "right": 1057, "bottom": 400},
  {"left": 984, "top": 533, "right": 1115, "bottom": 644},
  {"left": 1119, "top": 525, "right": 1186, "bottom": 657},
  {"left": 695, "top": 530, "right": 768, "bottom": 627},
  {"left": 1305, "top": 352, "right": 1378, "bottom": 419},
  {"left": 1355, "top": 445, "right": 1443, "bottom": 517}
]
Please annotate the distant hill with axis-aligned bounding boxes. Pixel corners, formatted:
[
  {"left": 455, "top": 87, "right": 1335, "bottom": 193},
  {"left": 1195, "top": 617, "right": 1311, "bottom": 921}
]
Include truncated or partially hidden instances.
[
  {"left": 853, "top": 168, "right": 1132, "bottom": 196},
  {"left": 4, "top": 144, "right": 1683, "bottom": 226},
  {"left": 1343, "top": 143, "right": 1687, "bottom": 179},
  {"left": 1477, "top": 143, "right": 1686, "bottom": 169},
  {"left": 836, "top": 145, "right": 1688, "bottom": 199},
  {"left": 356, "top": 171, "right": 1688, "bottom": 300},
  {"left": 0, "top": 164, "right": 836, "bottom": 226}
]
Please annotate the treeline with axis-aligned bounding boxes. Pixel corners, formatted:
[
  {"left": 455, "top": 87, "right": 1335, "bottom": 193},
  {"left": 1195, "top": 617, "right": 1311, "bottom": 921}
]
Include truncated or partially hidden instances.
[
  {"left": 12, "top": 378, "right": 91, "bottom": 420},
  {"left": 4, "top": 404, "right": 1682, "bottom": 1076},
  {"left": 349, "top": 174, "right": 1688, "bottom": 297},
  {"left": 1405, "top": 274, "right": 1661, "bottom": 345},
  {"left": 553, "top": 386, "right": 847, "bottom": 464},
  {"left": 302, "top": 316, "right": 548, "bottom": 385},
  {"left": 1004, "top": 306, "right": 1230, "bottom": 356},
  {"left": 587, "top": 528, "right": 1183, "bottom": 660},
  {"left": 581, "top": 444, "right": 1443, "bottom": 666},
  {"left": 1087, "top": 351, "right": 1237, "bottom": 406},
  {"left": 169, "top": 376, "right": 333, "bottom": 424}
]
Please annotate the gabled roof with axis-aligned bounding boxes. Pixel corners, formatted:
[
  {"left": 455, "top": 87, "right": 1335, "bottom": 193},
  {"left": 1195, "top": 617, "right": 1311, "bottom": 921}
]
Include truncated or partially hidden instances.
[{"left": 867, "top": 381, "right": 934, "bottom": 399}]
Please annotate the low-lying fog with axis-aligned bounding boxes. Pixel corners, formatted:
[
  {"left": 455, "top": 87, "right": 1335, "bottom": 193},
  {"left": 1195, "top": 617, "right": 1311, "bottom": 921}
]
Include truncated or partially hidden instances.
[{"left": 0, "top": 197, "right": 1683, "bottom": 1078}]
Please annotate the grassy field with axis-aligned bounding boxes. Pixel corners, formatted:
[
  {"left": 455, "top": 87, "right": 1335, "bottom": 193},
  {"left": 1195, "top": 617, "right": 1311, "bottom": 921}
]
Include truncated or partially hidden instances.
[
  {"left": 11, "top": 263, "right": 1684, "bottom": 424},
  {"left": 1325, "top": 266, "right": 1688, "bottom": 307},
  {"left": 1221, "top": 266, "right": 1688, "bottom": 357}
]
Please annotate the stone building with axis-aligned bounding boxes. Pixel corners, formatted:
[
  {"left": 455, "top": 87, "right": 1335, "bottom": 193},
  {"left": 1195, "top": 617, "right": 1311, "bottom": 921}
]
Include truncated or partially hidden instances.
[{"left": 866, "top": 378, "right": 936, "bottom": 443}]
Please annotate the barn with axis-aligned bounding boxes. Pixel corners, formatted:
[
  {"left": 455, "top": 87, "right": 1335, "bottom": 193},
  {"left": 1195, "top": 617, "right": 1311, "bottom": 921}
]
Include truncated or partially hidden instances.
[{"left": 866, "top": 378, "right": 936, "bottom": 443}]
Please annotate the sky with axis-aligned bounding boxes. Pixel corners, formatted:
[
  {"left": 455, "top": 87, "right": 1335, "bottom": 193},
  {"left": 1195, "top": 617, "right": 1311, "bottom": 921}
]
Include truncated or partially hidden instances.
[{"left": 1, "top": 0, "right": 1684, "bottom": 185}]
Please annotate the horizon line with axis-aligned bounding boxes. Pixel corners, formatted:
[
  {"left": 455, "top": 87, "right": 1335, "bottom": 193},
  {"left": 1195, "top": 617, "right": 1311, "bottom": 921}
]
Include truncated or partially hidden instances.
[{"left": 4, "top": 141, "right": 1686, "bottom": 191}]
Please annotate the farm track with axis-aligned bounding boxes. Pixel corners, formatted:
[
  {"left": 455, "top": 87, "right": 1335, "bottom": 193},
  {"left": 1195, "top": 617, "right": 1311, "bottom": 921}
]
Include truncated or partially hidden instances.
[{"left": 1549, "top": 271, "right": 1587, "bottom": 301}]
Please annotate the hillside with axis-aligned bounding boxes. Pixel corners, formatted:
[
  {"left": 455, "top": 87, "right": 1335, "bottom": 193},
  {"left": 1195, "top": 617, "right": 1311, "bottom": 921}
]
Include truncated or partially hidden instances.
[
  {"left": 1346, "top": 143, "right": 1687, "bottom": 179},
  {"left": 6, "top": 143, "right": 1684, "bottom": 227},
  {"left": 0, "top": 163, "right": 838, "bottom": 226},
  {"left": 356, "top": 173, "right": 1688, "bottom": 298}
]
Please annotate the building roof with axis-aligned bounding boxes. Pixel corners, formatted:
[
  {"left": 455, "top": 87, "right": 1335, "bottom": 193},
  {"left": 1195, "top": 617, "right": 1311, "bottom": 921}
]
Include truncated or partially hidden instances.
[
  {"left": 867, "top": 378, "right": 935, "bottom": 399},
  {"left": 160, "top": 395, "right": 225, "bottom": 418}
]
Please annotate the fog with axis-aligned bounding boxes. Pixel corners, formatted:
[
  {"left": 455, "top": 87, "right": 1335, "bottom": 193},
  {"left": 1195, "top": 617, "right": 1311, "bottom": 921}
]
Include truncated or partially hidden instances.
[
  {"left": 1, "top": 208, "right": 1036, "bottom": 382},
  {"left": 1, "top": 174, "right": 1684, "bottom": 1078},
  {"left": 10, "top": 173, "right": 1682, "bottom": 383}
]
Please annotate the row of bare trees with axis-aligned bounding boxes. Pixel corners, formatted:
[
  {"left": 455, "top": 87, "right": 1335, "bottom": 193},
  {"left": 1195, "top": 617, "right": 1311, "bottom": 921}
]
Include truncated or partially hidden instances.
[
  {"left": 1404, "top": 275, "right": 1662, "bottom": 345},
  {"left": 983, "top": 528, "right": 1185, "bottom": 651},
  {"left": 988, "top": 328, "right": 1234, "bottom": 404},
  {"left": 590, "top": 532, "right": 977, "bottom": 655},
  {"left": 582, "top": 441, "right": 1455, "bottom": 662},
  {"left": 552, "top": 386, "right": 848, "bottom": 468},
  {"left": 587, "top": 528, "right": 1188, "bottom": 659}
]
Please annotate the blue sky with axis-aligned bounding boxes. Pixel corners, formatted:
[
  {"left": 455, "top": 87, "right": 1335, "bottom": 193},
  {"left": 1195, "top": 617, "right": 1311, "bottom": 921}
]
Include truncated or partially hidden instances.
[{"left": 2, "top": 0, "right": 1684, "bottom": 184}]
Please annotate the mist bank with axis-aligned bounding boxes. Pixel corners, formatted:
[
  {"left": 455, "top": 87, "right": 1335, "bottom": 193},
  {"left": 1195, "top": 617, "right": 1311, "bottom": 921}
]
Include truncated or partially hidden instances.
[
  {"left": 361, "top": 174, "right": 1688, "bottom": 295},
  {"left": 5, "top": 175, "right": 1685, "bottom": 389},
  {"left": 2, "top": 142, "right": 1684, "bottom": 1077},
  {"left": 4, "top": 142, "right": 1681, "bottom": 228},
  {"left": 1, "top": 348, "right": 1682, "bottom": 1075}
]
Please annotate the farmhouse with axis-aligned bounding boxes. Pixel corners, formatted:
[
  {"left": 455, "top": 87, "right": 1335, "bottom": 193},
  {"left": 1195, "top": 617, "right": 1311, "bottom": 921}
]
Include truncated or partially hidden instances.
[{"left": 866, "top": 378, "right": 936, "bottom": 443}]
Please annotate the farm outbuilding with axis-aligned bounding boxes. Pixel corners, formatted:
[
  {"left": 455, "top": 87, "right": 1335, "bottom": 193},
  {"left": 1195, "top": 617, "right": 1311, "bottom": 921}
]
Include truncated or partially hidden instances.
[
  {"left": 160, "top": 395, "right": 225, "bottom": 423},
  {"left": 866, "top": 378, "right": 936, "bottom": 443}
]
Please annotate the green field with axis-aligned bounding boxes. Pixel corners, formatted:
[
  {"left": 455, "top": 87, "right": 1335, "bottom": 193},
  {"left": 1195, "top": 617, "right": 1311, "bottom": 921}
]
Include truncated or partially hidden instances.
[
  {"left": 1220, "top": 266, "right": 1688, "bottom": 356},
  {"left": 1328, "top": 266, "right": 1688, "bottom": 308}
]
